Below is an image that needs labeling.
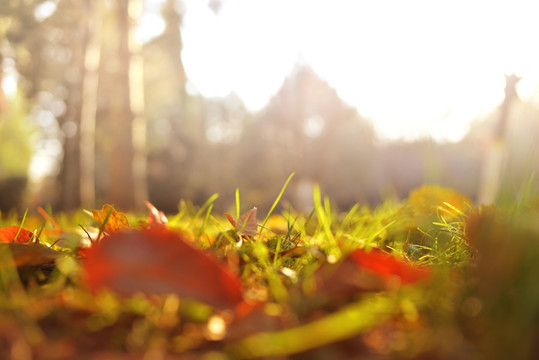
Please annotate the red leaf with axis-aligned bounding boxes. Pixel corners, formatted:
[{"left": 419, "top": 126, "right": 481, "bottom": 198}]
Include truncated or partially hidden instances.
[
  {"left": 82, "top": 228, "right": 244, "bottom": 310},
  {"left": 0, "top": 226, "right": 36, "bottom": 243},
  {"left": 349, "top": 248, "right": 431, "bottom": 284},
  {"left": 311, "top": 248, "right": 431, "bottom": 302},
  {"left": 145, "top": 201, "right": 168, "bottom": 229}
]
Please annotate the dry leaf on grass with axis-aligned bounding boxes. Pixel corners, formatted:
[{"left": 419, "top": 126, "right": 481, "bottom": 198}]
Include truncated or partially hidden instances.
[{"left": 83, "top": 228, "right": 244, "bottom": 310}]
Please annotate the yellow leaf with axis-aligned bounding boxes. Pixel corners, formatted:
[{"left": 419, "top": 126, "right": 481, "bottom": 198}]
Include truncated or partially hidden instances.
[
  {"left": 92, "top": 204, "right": 131, "bottom": 234},
  {"left": 408, "top": 185, "right": 471, "bottom": 215}
]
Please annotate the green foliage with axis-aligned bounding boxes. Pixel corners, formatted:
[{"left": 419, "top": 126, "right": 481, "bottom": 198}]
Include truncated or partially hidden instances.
[{"left": 0, "top": 92, "right": 35, "bottom": 177}]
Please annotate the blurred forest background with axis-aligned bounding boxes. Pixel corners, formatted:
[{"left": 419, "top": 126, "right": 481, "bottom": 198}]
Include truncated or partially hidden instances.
[{"left": 1, "top": 0, "right": 539, "bottom": 215}]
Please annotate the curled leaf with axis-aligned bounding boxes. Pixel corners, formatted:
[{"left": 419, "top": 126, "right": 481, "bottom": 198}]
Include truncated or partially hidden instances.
[
  {"left": 0, "top": 243, "right": 60, "bottom": 267},
  {"left": 145, "top": 201, "right": 168, "bottom": 229},
  {"left": 225, "top": 213, "right": 236, "bottom": 227},
  {"left": 226, "top": 207, "right": 258, "bottom": 237},
  {"left": 83, "top": 228, "right": 244, "bottom": 310}
]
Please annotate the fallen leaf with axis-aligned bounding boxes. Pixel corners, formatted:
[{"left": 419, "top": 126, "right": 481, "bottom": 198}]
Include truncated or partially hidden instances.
[
  {"left": 0, "top": 226, "right": 36, "bottom": 243},
  {"left": 312, "top": 248, "right": 431, "bottom": 300},
  {"left": 92, "top": 204, "right": 131, "bottom": 234},
  {"left": 0, "top": 243, "right": 60, "bottom": 267},
  {"left": 83, "top": 228, "right": 244, "bottom": 310},
  {"left": 225, "top": 207, "right": 258, "bottom": 237},
  {"left": 145, "top": 201, "right": 168, "bottom": 229},
  {"left": 349, "top": 248, "right": 431, "bottom": 284}
]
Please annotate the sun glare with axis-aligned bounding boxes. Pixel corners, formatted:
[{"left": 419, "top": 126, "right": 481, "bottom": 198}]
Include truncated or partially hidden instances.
[
  {"left": 1, "top": 73, "right": 17, "bottom": 99},
  {"left": 176, "top": 0, "right": 539, "bottom": 142},
  {"left": 138, "top": 12, "right": 165, "bottom": 43}
]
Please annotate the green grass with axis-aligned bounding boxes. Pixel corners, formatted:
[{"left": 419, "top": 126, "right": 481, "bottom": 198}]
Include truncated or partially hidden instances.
[{"left": 0, "top": 180, "right": 538, "bottom": 359}]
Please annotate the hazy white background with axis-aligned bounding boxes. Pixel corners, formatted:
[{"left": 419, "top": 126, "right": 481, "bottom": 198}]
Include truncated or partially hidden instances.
[{"left": 20, "top": 0, "right": 539, "bottom": 142}]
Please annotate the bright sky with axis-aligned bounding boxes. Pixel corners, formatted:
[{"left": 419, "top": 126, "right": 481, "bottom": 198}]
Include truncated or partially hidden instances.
[
  {"left": 176, "top": 0, "right": 539, "bottom": 142},
  {"left": 6, "top": 0, "right": 539, "bottom": 143}
]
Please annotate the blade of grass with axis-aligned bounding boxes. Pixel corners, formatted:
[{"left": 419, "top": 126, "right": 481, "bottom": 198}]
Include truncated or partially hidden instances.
[
  {"left": 96, "top": 205, "right": 114, "bottom": 242},
  {"left": 273, "top": 209, "right": 298, "bottom": 265},
  {"left": 261, "top": 173, "right": 295, "bottom": 233},
  {"left": 517, "top": 172, "right": 536, "bottom": 210},
  {"left": 273, "top": 235, "right": 284, "bottom": 266},
  {"left": 14, "top": 208, "right": 29, "bottom": 242},
  {"left": 37, "top": 206, "right": 61, "bottom": 230},
  {"left": 193, "top": 193, "right": 219, "bottom": 221},
  {"left": 79, "top": 224, "right": 93, "bottom": 244},
  {"left": 340, "top": 204, "right": 359, "bottom": 230},
  {"left": 440, "top": 202, "right": 466, "bottom": 217},
  {"left": 33, "top": 222, "right": 47, "bottom": 243},
  {"left": 301, "top": 207, "right": 316, "bottom": 235},
  {"left": 198, "top": 203, "right": 214, "bottom": 237},
  {"left": 167, "top": 200, "right": 187, "bottom": 225},
  {"left": 235, "top": 188, "right": 240, "bottom": 219},
  {"left": 313, "top": 185, "right": 340, "bottom": 257},
  {"left": 227, "top": 294, "right": 398, "bottom": 358}
]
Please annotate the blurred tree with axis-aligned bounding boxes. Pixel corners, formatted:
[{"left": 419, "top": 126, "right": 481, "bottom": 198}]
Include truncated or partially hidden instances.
[
  {"left": 144, "top": 0, "right": 188, "bottom": 151},
  {"left": 79, "top": 0, "right": 102, "bottom": 208},
  {"left": 80, "top": 0, "right": 146, "bottom": 210},
  {"left": 241, "top": 63, "right": 376, "bottom": 211},
  {"left": 0, "top": 0, "right": 123, "bottom": 210},
  {"left": 105, "top": 0, "right": 147, "bottom": 210},
  {"left": 0, "top": 91, "right": 35, "bottom": 177},
  {"left": 0, "top": 54, "right": 6, "bottom": 114},
  {"left": 50, "top": 0, "right": 91, "bottom": 210},
  {"left": 1, "top": 0, "right": 44, "bottom": 99},
  {"left": 143, "top": 0, "right": 248, "bottom": 212},
  {"left": 478, "top": 74, "right": 521, "bottom": 204},
  {"left": 1, "top": 0, "right": 82, "bottom": 209},
  {"left": 143, "top": 0, "right": 191, "bottom": 212},
  {"left": 1, "top": 0, "right": 151, "bottom": 211}
]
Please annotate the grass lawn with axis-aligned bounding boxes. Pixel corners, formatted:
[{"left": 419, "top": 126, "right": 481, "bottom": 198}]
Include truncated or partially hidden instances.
[{"left": 1, "top": 179, "right": 538, "bottom": 359}]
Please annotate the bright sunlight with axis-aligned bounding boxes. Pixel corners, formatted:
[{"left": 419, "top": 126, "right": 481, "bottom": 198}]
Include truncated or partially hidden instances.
[{"left": 174, "top": 0, "right": 539, "bottom": 142}]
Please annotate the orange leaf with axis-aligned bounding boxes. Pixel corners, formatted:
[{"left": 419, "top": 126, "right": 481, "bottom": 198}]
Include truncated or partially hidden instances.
[
  {"left": 82, "top": 228, "right": 244, "bottom": 310},
  {"left": 92, "top": 204, "right": 131, "bottom": 234},
  {"left": 145, "top": 201, "right": 168, "bottom": 229},
  {"left": 0, "top": 226, "right": 36, "bottom": 243}
]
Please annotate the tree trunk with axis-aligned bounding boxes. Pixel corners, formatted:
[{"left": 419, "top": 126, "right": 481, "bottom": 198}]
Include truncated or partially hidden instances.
[
  {"left": 55, "top": 2, "right": 90, "bottom": 210},
  {"left": 79, "top": 0, "right": 103, "bottom": 209},
  {"left": 129, "top": 0, "right": 148, "bottom": 207},
  {"left": 107, "top": 0, "right": 146, "bottom": 210}
]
